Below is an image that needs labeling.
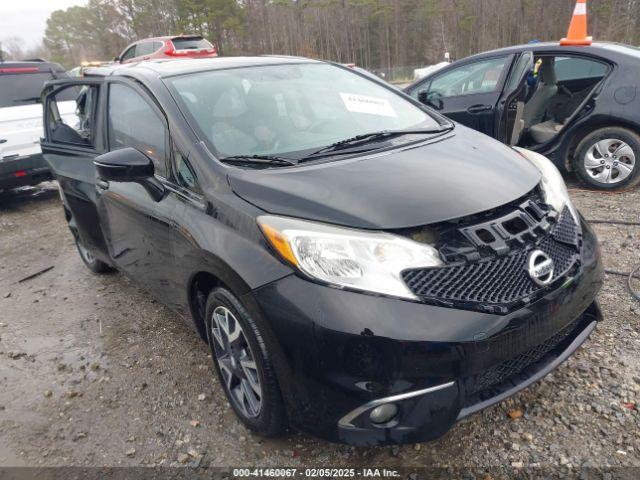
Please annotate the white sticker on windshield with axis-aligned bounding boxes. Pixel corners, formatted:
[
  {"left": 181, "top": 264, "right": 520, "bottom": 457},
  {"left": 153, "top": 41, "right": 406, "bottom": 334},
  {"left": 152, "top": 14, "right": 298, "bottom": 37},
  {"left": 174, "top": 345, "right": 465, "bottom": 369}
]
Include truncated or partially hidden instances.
[{"left": 340, "top": 93, "right": 397, "bottom": 117}]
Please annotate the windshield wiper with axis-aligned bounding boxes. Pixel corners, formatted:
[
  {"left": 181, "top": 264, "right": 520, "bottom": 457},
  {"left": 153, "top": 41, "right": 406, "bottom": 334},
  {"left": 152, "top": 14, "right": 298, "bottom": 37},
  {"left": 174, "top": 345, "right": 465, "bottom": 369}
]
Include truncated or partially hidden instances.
[
  {"left": 220, "top": 154, "right": 297, "bottom": 167},
  {"left": 303, "top": 126, "right": 454, "bottom": 160},
  {"left": 13, "top": 96, "right": 41, "bottom": 104}
]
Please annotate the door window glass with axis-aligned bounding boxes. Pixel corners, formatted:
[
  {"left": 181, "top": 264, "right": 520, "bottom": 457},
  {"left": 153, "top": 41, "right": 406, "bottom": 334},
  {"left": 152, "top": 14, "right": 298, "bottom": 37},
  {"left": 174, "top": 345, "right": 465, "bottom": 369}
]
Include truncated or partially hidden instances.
[
  {"left": 108, "top": 83, "right": 167, "bottom": 177},
  {"left": 428, "top": 57, "right": 509, "bottom": 98},
  {"left": 48, "top": 85, "right": 97, "bottom": 146},
  {"left": 553, "top": 56, "right": 608, "bottom": 81},
  {"left": 504, "top": 52, "right": 532, "bottom": 93}
]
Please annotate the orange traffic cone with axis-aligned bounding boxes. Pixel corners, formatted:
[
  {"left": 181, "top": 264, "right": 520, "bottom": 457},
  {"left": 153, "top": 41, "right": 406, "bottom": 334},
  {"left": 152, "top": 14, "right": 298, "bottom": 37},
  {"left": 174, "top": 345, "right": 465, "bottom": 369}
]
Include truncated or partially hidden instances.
[{"left": 560, "top": 0, "right": 593, "bottom": 46}]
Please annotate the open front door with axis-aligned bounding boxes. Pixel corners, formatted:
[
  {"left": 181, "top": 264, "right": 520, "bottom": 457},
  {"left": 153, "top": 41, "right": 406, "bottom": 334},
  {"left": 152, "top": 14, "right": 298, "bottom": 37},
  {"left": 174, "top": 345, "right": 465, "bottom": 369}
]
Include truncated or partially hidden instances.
[
  {"left": 412, "top": 55, "right": 512, "bottom": 137},
  {"left": 496, "top": 51, "right": 533, "bottom": 146}
]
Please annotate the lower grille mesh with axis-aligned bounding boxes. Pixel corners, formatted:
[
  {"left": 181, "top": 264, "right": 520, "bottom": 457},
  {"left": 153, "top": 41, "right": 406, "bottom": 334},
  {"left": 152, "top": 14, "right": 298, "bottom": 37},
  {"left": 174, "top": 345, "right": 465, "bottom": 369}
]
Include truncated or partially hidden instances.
[{"left": 469, "top": 316, "right": 581, "bottom": 396}]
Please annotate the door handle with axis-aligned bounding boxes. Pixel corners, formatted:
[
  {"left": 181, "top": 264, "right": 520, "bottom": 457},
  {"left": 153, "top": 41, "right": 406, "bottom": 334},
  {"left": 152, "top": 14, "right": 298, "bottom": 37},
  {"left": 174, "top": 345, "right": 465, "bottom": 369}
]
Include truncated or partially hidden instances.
[
  {"left": 467, "top": 104, "right": 493, "bottom": 114},
  {"left": 97, "top": 180, "right": 109, "bottom": 191},
  {"left": 0, "top": 139, "right": 7, "bottom": 144}
]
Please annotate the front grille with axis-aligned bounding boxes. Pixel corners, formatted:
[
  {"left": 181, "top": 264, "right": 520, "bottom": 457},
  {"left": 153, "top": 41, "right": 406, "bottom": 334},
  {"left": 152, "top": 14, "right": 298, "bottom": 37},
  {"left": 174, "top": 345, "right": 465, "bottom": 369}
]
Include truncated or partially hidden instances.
[
  {"left": 552, "top": 208, "right": 579, "bottom": 246},
  {"left": 402, "top": 207, "right": 581, "bottom": 312},
  {"left": 467, "top": 316, "right": 582, "bottom": 398}
]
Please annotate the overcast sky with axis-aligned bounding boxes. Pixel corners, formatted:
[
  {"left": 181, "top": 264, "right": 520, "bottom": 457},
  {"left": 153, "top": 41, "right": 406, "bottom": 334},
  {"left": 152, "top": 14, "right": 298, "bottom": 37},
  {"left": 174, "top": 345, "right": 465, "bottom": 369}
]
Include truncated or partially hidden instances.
[{"left": 0, "top": 0, "right": 87, "bottom": 49}]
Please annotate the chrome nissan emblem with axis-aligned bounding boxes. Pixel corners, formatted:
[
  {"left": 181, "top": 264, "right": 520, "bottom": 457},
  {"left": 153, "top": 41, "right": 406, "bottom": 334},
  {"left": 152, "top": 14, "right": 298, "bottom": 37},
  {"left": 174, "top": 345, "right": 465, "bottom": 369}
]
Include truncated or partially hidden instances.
[{"left": 527, "top": 250, "right": 554, "bottom": 286}]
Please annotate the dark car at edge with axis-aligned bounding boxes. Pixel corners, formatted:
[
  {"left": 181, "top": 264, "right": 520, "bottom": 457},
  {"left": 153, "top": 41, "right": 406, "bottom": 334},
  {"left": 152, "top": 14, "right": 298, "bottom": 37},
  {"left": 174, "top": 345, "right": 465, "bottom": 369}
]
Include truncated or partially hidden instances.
[
  {"left": 405, "top": 42, "right": 640, "bottom": 191},
  {"left": 41, "top": 56, "right": 603, "bottom": 446}
]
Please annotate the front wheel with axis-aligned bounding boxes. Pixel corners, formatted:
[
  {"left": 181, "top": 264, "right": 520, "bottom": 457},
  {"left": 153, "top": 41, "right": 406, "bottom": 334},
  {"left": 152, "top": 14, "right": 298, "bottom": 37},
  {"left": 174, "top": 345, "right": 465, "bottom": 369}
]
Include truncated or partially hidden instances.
[
  {"left": 573, "top": 127, "right": 640, "bottom": 190},
  {"left": 205, "top": 287, "right": 286, "bottom": 436},
  {"left": 75, "top": 239, "right": 111, "bottom": 273}
]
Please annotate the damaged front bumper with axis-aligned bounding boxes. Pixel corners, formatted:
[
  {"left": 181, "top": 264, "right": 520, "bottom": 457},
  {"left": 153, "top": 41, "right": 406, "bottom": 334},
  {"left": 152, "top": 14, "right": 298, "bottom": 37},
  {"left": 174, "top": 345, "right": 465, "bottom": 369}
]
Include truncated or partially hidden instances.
[{"left": 250, "top": 217, "right": 603, "bottom": 446}]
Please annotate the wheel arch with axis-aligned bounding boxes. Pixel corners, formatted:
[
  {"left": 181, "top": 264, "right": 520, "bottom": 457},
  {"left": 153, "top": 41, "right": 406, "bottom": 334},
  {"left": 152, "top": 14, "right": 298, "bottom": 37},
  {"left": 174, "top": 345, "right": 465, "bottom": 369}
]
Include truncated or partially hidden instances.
[
  {"left": 187, "top": 254, "right": 293, "bottom": 424},
  {"left": 187, "top": 253, "right": 253, "bottom": 341}
]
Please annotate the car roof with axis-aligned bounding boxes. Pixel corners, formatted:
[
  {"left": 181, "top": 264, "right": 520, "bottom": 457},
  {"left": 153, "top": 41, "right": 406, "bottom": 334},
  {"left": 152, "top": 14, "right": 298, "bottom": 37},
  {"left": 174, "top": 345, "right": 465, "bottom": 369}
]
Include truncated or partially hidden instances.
[
  {"left": 590, "top": 42, "right": 640, "bottom": 58},
  {"left": 133, "top": 34, "right": 206, "bottom": 42},
  {"left": 460, "top": 41, "right": 640, "bottom": 61},
  {"left": 83, "top": 55, "right": 322, "bottom": 79}
]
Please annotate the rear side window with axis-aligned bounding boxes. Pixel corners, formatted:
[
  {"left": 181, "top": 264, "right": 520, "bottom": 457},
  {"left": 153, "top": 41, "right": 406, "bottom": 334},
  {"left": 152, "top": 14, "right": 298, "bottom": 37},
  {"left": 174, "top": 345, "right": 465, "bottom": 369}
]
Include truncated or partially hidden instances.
[
  {"left": 0, "top": 71, "right": 67, "bottom": 108},
  {"left": 554, "top": 56, "right": 608, "bottom": 82},
  {"left": 136, "top": 41, "right": 156, "bottom": 57},
  {"left": 108, "top": 83, "right": 167, "bottom": 177},
  {"left": 171, "top": 37, "right": 212, "bottom": 50},
  {"left": 48, "top": 85, "right": 97, "bottom": 147}
]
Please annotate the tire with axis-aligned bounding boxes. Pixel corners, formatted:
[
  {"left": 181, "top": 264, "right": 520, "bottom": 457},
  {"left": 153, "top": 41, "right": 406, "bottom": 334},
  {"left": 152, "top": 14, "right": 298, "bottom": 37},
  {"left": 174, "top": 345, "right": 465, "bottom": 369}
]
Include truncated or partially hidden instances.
[
  {"left": 573, "top": 127, "right": 640, "bottom": 190},
  {"left": 205, "top": 287, "right": 286, "bottom": 436},
  {"left": 75, "top": 239, "right": 111, "bottom": 274}
]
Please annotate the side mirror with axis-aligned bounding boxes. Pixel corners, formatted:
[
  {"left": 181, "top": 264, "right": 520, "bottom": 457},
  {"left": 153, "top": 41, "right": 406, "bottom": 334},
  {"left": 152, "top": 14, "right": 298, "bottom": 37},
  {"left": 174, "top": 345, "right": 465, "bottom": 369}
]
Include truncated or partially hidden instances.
[
  {"left": 94, "top": 147, "right": 165, "bottom": 202},
  {"left": 94, "top": 147, "right": 153, "bottom": 181},
  {"left": 113, "top": 56, "right": 120, "bottom": 63}
]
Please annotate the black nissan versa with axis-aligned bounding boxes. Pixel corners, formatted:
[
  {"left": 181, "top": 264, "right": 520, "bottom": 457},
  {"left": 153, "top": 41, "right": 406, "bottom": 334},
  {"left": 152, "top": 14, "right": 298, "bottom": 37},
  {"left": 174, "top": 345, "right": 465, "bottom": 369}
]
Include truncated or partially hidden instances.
[{"left": 41, "top": 56, "right": 603, "bottom": 446}]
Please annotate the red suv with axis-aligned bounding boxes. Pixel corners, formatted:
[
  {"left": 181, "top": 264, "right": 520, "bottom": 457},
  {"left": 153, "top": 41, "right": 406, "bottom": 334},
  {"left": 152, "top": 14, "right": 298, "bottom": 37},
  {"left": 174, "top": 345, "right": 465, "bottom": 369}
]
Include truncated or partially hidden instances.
[{"left": 116, "top": 35, "right": 217, "bottom": 63}]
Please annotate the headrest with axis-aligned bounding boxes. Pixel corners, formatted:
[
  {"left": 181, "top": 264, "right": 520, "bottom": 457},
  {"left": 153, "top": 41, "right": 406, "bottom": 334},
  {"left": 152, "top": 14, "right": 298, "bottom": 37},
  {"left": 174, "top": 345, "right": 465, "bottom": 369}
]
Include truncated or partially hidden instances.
[
  {"left": 540, "top": 57, "right": 557, "bottom": 85},
  {"left": 245, "top": 82, "right": 282, "bottom": 119}
]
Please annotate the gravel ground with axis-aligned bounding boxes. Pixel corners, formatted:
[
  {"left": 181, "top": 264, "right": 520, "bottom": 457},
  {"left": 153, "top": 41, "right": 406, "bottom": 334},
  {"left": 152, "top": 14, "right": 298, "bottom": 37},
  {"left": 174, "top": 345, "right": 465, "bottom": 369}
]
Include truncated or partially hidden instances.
[{"left": 0, "top": 180, "right": 638, "bottom": 474}]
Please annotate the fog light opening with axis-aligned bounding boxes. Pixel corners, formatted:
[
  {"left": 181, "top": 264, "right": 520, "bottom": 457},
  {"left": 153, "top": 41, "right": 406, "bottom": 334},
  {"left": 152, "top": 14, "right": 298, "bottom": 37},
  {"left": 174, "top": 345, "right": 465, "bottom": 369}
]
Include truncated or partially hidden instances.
[{"left": 369, "top": 403, "right": 398, "bottom": 425}]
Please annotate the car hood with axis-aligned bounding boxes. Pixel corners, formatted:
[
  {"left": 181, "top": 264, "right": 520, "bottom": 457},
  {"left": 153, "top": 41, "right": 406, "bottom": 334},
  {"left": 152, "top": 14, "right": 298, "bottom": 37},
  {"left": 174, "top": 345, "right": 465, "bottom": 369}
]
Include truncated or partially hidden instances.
[{"left": 227, "top": 127, "right": 542, "bottom": 229}]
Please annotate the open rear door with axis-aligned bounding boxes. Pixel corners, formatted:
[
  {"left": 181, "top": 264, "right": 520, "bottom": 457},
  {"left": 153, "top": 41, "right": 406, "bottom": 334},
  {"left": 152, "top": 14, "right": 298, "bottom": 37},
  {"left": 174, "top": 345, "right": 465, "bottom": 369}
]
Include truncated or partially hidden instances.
[
  {"left": 41, "top": 78, "right": 111, "bottom": 262},
  {"left": 496, "top": 51, "right": 533, "bottom": 145}
]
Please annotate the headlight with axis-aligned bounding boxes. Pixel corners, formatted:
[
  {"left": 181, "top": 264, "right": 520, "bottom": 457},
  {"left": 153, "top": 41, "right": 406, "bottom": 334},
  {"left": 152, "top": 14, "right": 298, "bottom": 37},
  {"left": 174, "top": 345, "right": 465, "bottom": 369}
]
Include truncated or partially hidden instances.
[
  {"left": 258, "top": 216, "right": 443, "bottom": 299},
  {"left": 514, "top": 147, "right": 579, "bottom": 222}
]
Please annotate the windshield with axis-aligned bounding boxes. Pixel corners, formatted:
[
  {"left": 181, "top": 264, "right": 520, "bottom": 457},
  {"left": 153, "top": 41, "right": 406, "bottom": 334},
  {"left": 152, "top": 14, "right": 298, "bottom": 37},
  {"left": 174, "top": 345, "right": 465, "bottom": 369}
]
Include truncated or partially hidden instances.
[{"left": 166, "top": 63, "right": 440, "bottom": 158}]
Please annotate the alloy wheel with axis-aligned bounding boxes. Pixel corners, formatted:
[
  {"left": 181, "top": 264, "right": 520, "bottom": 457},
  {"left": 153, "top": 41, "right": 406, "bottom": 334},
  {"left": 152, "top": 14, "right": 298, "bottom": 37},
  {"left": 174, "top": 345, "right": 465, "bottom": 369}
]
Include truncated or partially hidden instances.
[
  {"left": 210, "top": 306, "right": 262, "bottom": 418},
  {"left": 584, "top": 138, "right": 636, "bottom": 185}
]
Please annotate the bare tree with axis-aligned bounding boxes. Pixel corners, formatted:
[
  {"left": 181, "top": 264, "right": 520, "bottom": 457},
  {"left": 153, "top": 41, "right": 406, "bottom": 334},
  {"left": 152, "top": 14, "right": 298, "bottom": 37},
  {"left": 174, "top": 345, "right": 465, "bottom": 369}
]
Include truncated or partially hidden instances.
[
  {"left": 0, "top": 36, "right": 26, "bottom": 60},
  {"left": 41, "top": 0, "right": 640, "bottom": 74}
]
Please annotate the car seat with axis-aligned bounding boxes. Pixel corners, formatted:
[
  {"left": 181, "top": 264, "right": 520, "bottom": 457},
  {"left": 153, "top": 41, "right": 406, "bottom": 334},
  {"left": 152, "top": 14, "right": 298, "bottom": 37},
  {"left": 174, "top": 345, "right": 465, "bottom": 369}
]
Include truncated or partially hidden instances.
[
  {"left": 529, "top": 119, "right": 564, "bottom": 144},
  {"left": 244, "top": 82, "right": 292, "bottom": 152},
  {"left": 523, "top": 58, "right": 559, "bottom": 144},
  {"left": 529, "top": 83, "right": 598, "bottom": 144},
  {"left": 184, "top": 74, "right": 256, "bottom": 156},
  {"left": 51, "top": 121, "right": 89, "bottom": 145}
]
